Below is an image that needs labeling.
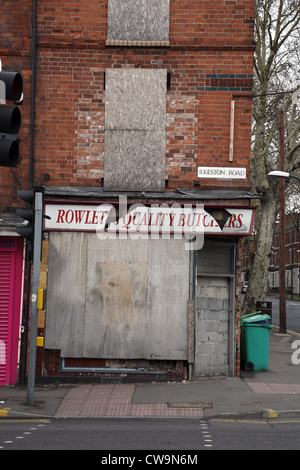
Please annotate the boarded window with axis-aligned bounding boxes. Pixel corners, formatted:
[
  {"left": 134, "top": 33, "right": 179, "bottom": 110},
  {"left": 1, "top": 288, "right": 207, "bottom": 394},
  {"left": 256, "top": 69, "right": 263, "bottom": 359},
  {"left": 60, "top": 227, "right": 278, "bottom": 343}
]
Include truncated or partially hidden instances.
[
  {"left": 107, "top": 0, "right": 170, "bottom": 42},
  {"left": 104, "top": 69, "right": 167, "bottom": 191},
  {"left": 45, "top": 233, "right": 189, "bottom": 360}
]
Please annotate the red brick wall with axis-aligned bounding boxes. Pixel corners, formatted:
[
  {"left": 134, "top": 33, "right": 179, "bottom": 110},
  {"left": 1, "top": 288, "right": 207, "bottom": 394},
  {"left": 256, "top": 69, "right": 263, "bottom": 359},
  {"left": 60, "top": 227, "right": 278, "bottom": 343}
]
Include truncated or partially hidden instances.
[
  {"left": 171, "top": 0, "right": 255, "bottom": 47},
  {"left": 37, "top": 0, "right": 254, "bottom": 48},
  {"left": 0, "top": 0, "right": 255, "bottom": 210},
  {"left": 0, "top": 0, "right": 32, "bottom": 211}
]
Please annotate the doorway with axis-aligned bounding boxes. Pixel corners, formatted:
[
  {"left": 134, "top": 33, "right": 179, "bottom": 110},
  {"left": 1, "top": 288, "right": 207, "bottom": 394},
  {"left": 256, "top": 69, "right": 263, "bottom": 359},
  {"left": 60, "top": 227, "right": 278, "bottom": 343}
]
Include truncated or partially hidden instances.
[{"left": 195, "top": 242, "right": 235, "bottom": 377}]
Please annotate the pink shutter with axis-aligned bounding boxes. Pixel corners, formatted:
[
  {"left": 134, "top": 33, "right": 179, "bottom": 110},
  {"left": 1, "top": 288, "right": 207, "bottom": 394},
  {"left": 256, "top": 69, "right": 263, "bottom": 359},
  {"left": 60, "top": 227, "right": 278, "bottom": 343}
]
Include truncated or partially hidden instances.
[{"left": 0, "top": 252, "right": 15, "bottom": 385}]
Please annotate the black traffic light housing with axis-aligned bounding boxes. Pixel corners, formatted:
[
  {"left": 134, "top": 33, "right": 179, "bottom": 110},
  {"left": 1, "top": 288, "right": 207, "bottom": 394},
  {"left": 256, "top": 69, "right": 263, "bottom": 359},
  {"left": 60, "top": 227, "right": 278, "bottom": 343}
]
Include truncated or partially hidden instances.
[
  {"left": 16, "top": 189, "right": 35, "bottom": 242},
  {"left": 16, "top": 189, "right": 35, "bottom": 260},
  {"left": 0, "top": 69, "right": 23, "bottom": 167},
  {"left": 16, "top": 187, "right": 50, "bottom": 260}
]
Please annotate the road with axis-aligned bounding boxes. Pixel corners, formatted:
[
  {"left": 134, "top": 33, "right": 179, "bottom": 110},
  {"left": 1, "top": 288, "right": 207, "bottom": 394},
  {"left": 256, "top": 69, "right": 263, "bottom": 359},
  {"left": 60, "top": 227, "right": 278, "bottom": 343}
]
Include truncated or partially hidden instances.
[
  {"left": 1, "top": 418, "right": 300, "bottom": 451},
  {"left": 1, "top": 296, "right": 298, "bottom": 453},
  {"left": 265, "top": 297, "right": 300, "bottom": 333}
]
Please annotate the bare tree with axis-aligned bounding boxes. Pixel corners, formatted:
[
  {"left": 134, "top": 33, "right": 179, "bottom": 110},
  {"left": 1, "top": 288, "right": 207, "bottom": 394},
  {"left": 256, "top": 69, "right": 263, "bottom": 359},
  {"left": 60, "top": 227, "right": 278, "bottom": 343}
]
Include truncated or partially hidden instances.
[{"left": 242, "top": 0, "right": 300, "bottom": 313}]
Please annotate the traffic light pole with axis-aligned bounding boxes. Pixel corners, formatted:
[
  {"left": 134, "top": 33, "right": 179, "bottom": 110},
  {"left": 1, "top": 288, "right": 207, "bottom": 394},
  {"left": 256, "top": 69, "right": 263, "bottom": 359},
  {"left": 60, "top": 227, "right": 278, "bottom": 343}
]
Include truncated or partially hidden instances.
[{"left": 27, "top": 191, "right": 43, "bottom": 406}]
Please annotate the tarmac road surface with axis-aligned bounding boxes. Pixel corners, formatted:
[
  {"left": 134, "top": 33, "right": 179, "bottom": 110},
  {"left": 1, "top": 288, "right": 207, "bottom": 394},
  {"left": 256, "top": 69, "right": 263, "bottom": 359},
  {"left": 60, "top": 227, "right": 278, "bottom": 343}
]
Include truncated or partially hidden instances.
[
  {"left": 1, "top": 417, "right": 300, "bottom": 450},
  {"left": 265, "top": 297, "right": 300, "bottom": 333}
]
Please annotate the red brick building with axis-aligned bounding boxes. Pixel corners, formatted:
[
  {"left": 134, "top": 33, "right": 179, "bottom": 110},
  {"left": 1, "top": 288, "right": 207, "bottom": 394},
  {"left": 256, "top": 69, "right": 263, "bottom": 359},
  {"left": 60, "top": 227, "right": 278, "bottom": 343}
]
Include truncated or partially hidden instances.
[
  {"left": 269, "top": 214, "right": 300, "bottom": 297},
  {"left": 0, "top": 0, "right": 256, "bottom": 385},
  {"left": 242, "top": 214, "right": 300, "bottom": 297}
]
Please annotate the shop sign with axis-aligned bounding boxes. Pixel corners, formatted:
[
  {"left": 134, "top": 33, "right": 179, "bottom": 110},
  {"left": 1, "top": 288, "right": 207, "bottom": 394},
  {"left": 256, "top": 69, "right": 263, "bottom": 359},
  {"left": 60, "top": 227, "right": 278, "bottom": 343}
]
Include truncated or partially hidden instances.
[{"left": 44, "top": 202, "right": 255, "bottom": 236}]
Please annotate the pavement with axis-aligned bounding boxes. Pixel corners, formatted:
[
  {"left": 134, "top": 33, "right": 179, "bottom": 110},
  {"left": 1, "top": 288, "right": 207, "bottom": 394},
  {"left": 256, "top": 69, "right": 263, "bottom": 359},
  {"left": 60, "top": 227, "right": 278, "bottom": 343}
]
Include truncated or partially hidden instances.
[{"left": 1, "top": 326, "right": 300, "bottom": 421}]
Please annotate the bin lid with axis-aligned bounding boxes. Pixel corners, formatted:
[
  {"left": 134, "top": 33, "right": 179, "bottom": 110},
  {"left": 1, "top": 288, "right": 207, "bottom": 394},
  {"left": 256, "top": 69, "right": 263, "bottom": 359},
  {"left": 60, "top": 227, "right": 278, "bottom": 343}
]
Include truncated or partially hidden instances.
[
  {"left": 241, "top": 311, "right": 262, "bottom": 320},
  {"left": 241, "top": 313, "right": 270, "bottom": 324}
]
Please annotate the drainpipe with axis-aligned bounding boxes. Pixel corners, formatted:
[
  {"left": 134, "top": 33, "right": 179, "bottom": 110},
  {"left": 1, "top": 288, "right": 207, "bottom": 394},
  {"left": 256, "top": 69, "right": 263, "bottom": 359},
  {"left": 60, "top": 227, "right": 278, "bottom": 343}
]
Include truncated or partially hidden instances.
[
  {"left": 29, "top": 0, "right": 37, "bottom": 189},
  {"left": 19, "top": 0, "right": 37, "bottom": 385}
]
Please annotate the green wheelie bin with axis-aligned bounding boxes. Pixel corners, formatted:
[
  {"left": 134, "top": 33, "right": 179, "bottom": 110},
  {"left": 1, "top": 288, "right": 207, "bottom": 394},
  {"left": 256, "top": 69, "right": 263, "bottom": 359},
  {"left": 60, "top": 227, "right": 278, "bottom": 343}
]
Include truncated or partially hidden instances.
[{"left": 241, "top": 312, "right": 274, "bottom": 371}]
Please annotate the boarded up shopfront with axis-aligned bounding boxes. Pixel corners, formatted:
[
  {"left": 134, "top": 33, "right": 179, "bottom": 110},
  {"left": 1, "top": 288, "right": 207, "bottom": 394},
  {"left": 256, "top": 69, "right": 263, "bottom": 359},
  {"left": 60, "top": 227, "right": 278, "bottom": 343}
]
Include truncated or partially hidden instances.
[{"left": 42, "top": 201, "right": 255, "bottom": 379}]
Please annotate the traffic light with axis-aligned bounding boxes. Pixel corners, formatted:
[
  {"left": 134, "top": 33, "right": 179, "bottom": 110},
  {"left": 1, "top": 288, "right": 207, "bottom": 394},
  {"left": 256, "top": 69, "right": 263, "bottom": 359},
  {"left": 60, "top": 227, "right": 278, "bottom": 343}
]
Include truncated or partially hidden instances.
[
  {"left": 15, "top": 189, "right": 35, "bottom": 241},
  {"left": 16, "top": 187, "right": 50, "bottom": 260},
  {"left": 0, "top": 69, "right": 23, "bottom": 167}
]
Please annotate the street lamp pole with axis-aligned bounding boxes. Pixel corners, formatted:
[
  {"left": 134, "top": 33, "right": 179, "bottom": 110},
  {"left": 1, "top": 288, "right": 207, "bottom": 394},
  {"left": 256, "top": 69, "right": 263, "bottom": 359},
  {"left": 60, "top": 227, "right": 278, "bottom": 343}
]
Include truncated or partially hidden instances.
[
  {"left": 268, "top": 169, "right": 300, "bottom": 331},
  {"left": 268, "top": 116, "right": 300, "bottom": 332},
  {"left": 278, "top": 106, "right": 287, "bottom": 334}
]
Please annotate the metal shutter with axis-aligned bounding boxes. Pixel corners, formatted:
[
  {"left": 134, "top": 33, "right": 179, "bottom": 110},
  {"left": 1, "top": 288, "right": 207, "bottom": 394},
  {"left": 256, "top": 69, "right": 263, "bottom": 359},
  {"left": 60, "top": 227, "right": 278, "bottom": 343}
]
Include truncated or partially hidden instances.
[{"left": 0, "top": 252, "right": 14, "bottom": 385}]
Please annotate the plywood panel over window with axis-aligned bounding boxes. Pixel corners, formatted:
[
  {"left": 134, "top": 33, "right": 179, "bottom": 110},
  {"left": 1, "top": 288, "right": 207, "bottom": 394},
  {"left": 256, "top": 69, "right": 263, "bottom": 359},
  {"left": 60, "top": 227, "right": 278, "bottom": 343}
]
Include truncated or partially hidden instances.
[
  {"left": 45, "top": 233, "right": 189, "bottom": 360},
  {"left": 44, "top": 232, "right": 87, "bottom": 357},
  {"left": 107, "top": 0, "right": 170, "bottom": 42},
  {"left": 104, "top": 69, "right": 167, "bottom": 191}
]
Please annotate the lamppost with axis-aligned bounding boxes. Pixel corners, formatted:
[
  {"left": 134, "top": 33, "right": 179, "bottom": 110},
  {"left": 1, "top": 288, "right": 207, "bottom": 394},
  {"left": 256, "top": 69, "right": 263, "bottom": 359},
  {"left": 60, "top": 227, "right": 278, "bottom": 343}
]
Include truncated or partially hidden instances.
[
  {"left": 268, "top": 171, "right": 300, "bottom": 184},
  {"left": 268, "top": 170, "right": 300, "bottom": 333}
]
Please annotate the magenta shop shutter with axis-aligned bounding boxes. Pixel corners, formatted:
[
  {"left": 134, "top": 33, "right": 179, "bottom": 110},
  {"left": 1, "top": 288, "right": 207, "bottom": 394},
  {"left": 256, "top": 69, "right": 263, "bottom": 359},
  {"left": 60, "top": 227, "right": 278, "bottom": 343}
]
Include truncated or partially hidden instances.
[
  {"left": 0, "top": 237, "right": 23, "bottom": 385},
  {"left": 0, "top": 252, "right": 15, "bottom": 384}
]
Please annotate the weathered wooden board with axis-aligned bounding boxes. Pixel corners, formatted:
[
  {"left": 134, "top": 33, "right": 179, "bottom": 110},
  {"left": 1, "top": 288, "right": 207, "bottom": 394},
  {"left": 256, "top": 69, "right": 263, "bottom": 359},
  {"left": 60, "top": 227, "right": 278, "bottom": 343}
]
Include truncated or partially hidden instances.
[
  {"left": 107, "top": 0, "right": 170, "bottom": 42},
  {"left": 45, "top": 233, "right": 189, "bottom": 360},
  {"left": 104, "top": 69, "right": 166, "bottom": 191}
]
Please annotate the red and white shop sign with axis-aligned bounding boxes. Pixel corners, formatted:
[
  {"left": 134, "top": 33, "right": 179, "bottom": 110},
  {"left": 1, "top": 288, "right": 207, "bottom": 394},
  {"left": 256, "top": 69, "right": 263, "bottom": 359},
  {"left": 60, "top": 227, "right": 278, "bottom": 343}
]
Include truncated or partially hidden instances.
[{"left": 44, "top": 202, "right": 255, "bottom": 236}]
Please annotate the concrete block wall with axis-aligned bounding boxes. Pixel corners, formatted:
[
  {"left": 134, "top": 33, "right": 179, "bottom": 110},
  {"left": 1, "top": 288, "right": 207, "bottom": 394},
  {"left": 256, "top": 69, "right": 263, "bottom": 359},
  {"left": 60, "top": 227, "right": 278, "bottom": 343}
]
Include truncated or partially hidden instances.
[{"left": 195, "top": 277, "right": 230, "bottom": 376}]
